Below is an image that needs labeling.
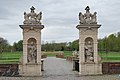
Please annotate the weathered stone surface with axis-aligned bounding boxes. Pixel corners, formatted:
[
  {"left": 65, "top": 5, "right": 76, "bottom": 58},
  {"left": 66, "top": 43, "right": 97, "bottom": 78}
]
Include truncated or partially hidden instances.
[
  {"left": 79, "top": 6, "right": 97, "bottom": 25},
  {"left": 23, "top": 6, "right": 42, "bottom": 25},
  {"left": 77, "top": 6, "right": 102, "bottom": 75},
  {"left": 19, "top": 7, "right": 44, "bottom": 76}
]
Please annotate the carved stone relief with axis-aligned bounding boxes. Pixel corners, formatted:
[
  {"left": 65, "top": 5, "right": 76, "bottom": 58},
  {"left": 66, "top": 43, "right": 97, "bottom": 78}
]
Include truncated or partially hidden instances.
[
  {"left": 84, "top": 37, "right": 94, "bottom": 62},
  {"left": 23, "top": 6, "right": 42, "bottom": 25},
  {"left": 27, "top": 38, "right": 37, "bottom": 63},
  {"left": 79, "top": 6, "right": 97, "bottom": 24}
]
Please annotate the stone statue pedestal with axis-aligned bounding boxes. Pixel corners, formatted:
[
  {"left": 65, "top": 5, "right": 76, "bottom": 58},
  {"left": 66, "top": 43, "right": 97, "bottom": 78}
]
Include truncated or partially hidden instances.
[
  {"left": 19, "top": 7, "right": 44, "bottom": 76},
  {"left": 76, "top": 24, "right": 102, "bottom": 75},
  {"left": 19, "top": 25, "right": 44, "bottom": 76},
  {"left": 79, "top": 62, "right": 102, "bottom": 75},
  {"left": 77, "top": 6, "right": 102, "bottom": 75},
  {"left": 19, "top": 63, "right": 41, "bottom": 76}
]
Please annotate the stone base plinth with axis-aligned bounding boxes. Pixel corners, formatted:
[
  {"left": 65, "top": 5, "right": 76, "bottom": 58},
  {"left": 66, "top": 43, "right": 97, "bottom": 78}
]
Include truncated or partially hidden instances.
[
  {"left": 79, "top": 62, "right": 102, "bottom": 75},
  {"left": 19, "top": 63, "right": 42, "bottom": 76}
]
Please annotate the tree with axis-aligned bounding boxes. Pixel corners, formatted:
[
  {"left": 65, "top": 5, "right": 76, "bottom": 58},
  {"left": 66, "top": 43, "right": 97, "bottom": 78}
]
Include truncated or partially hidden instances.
[
  {"left": 98, "top": 32, "right": 120, "bottom": 52},
  {"left": 117, "top": 32, "right": 120, "bottom": 51},
  {"left": 0, "top": 37, "right": 10, "bottom": 52},
  {"left": 70, "top": 39, "right": 79, "bottom": 51},
  {"left": 13, "top": 40, "right": 23, "bottom": 51},
  {"left": 41, "top": 42, "right": 69, "bottom": 51}
]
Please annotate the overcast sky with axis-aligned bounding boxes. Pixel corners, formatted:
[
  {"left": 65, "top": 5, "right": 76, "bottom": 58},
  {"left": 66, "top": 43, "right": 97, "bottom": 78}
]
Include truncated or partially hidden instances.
[{"left": 0, "top": 0, "right": 120, "bottom": 45}]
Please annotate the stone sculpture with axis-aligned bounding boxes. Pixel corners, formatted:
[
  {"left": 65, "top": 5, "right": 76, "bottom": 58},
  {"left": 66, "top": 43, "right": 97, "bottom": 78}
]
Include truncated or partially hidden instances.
[
  {"left": 76, "top": 6, "right": 102, "bottom": 75},
  {"left": 79, "top": 12, "right": 85, "bottom": 24},
  {"left": 85, "top": 40, "right": 94, "bottom": 62},
  {"left": 79, "top": 6, "right": 97, "bottom": 24},
  {"left": 91, "top": 12, "right": 97, "bottom": 24},
  {"left": 23, "top": 6, "right": 42, "bottom": 24},
  {"left": 27, "top": 41, "right": 37, "bottom": 63},
  {"left": 19, "top": 6, "right": 44, "bottom": 76}
]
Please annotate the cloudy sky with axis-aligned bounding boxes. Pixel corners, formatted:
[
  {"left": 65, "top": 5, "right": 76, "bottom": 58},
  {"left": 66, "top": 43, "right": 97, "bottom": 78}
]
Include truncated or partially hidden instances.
[{"left": 0, "top": 0, "right": 120, "bottom": 45}]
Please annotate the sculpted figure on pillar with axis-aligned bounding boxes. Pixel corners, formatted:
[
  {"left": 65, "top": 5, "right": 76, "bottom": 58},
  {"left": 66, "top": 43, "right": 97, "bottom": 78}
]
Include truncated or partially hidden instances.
[
  {"left": 91, "top": 12, "right": 97, "bottom": 24},
  {"left": 85, "top": 40, "right": 94, "bottom": 62},
  {"left": 79, "top": 12, "right": 85, "bottom": 24},
  {"left": 79, "top": 6, "right": 97, "bottom": 24},
  {"left": 23, "top": 6, "right": 42, "bottom": 25},
  {"left": 84, "top": 6, "right": 92, "bottom": 24},
  {"left": 27, "top": 41, "right": 37, "bottom": 63},
  {"left": 24, "top": 12, "right": 29, "bottom": 22}
]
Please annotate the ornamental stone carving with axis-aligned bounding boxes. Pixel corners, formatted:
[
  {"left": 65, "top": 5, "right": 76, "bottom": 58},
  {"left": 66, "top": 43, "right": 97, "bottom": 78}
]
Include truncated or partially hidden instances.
[
  {"left": 23, "top": 6, "right": 42, "bottom": 25},
  {"left": 76, "top": 6, "right": 102, "bottom": 75},
  {"left": 27, "top": 38, "right": 37, "bottom": 63},
  {"left": 79, "top": 6, "right": 97, "bottom": 24},
  {"left": 84, "top": 37, "right": 94, "bottom": 62}
]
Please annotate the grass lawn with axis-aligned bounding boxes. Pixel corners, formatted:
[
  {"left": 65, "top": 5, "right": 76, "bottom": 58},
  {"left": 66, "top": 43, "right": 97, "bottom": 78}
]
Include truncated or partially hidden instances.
[
  {"left": 46, "top": 53, "right": 56, "bottom": 57},
  {"left": 42, "top": 51, "right": 72, "bottom": 57},
  {"left": 42, "top": 51, "right": 63, "bottom": 57},
  {"left": 98, "top": 52, "right": 120, "bottom": 62},
  {"left": 63, "top": 51, "right": 72, "bottom": 57},
  {"left": 0, "top": 52, "right": 22, "bottom": 64}
]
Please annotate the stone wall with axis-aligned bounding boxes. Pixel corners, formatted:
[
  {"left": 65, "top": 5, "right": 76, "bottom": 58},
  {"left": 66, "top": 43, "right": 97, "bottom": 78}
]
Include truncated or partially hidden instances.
[
  {"left": 102, "top": 62, "right": 120, "bottom": 74},
  {"left": 0, "top": 64, "right": 18, "bottom": 76}
]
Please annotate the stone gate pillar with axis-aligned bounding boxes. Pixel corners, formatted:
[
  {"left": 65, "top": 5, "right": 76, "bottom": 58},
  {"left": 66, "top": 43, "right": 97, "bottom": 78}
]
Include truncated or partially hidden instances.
[
  {"left": 76, "top": 6, "right": 102, "bottom": 75},
  {"left": 19, "top": 6, "right": 44, "bottom": 76}
]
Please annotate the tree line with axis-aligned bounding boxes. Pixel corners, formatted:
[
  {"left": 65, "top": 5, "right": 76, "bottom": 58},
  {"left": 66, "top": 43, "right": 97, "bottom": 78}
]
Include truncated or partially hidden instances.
[
  {"left": 1, "top": 32, "right": 120, "bottom": 52},
  {"left": 41, "top": 39, "right": 79, "bottom": 51},
  {"left": 0, "top": 38, "right": 23, "bottom": 53},
  {"left": 0, "top": 37, "right": 11, "bottom": 53},
  {"left": 98, "top": 32, "right": 120, "bottom": 52},
  {"left": 0, "top": 37, "right": 79, "bottom": 52}
]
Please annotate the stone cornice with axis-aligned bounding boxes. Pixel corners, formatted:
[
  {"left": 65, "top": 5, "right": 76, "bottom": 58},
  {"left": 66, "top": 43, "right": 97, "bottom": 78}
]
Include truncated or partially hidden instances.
[
  {"left": 19, "top": 24, "right": 44, "bottom": 29},
  {"left": 76, "top": 24, "right": 101, "bottom": 29}
]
